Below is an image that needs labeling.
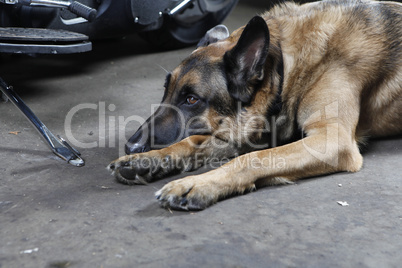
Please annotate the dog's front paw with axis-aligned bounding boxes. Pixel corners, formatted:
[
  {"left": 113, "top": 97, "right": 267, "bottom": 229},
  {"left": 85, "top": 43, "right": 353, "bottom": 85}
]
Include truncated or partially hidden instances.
[
  {"left": 155, "top": 176, "right": 220, "bottom": 211},
  {"left": 108, "top": 152, "right": 173, "bottom": 185}
]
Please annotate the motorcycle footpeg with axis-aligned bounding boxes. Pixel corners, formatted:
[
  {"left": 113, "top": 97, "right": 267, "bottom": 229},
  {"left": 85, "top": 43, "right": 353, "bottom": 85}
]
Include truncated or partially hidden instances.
[
  {"left": 2, "top": 0, "right": 98, "bottom": 22},
  {"left": 0, "top": 27, "right": 91, "bottom": 54}
]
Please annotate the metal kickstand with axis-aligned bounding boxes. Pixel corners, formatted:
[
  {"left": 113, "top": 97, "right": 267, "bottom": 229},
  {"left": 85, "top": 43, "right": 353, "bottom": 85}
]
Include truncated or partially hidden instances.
[{"left": 0, "top": 77, "right": 84, "bottom": 167}]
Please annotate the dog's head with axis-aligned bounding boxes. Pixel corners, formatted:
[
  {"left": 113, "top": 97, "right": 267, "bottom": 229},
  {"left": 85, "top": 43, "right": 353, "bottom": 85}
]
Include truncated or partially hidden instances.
[{"left": 126, "top": 16, "right": 281, "bottom": 154}]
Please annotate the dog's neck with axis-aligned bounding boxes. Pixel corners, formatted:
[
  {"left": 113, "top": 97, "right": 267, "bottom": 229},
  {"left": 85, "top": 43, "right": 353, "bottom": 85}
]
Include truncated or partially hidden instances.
[{"left": 268, "top": 53, "right": 284, "bottom": 117}]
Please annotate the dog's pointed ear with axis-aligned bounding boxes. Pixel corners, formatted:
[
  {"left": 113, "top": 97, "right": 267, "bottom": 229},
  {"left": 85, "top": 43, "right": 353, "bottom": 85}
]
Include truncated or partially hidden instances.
[
  {"left": 197, "top": 25, "right": 230, "bottom": 48},
  {"left": 224, "top": 16, "right": 270, "bottom": 104}
]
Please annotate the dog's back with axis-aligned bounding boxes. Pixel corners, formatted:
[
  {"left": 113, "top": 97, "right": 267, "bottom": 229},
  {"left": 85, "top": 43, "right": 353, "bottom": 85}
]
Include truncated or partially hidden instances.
[{"left": 263, "top": 0, "right": 402, "bottom": 139}]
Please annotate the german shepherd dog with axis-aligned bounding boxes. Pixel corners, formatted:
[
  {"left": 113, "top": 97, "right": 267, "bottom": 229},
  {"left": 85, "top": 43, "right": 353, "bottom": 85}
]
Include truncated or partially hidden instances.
[{"left": 108, "top": 0, "right": 402, "bottom": 210}]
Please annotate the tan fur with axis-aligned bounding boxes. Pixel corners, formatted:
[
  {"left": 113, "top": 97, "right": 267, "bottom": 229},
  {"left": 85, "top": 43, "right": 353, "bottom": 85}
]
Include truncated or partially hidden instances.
[{"left": 109, "top": 0, "right": 402, "bottom": 210}]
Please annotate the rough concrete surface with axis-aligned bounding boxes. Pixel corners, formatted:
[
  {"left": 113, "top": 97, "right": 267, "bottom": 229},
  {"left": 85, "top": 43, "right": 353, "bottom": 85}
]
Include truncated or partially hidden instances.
[{"left": 0, "top": 1, "right": 401, "bottom": 267}]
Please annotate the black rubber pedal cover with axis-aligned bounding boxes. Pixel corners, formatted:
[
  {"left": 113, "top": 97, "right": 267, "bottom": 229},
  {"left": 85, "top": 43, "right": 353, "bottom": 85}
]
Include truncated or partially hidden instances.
[{"left": 0, "top": 27, "right": 88, "bottom": 43}]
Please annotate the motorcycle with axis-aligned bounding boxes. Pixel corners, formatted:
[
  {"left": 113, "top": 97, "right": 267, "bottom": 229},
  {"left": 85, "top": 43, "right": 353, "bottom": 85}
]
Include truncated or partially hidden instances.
[
  {"left": 0, "top": 0, "right": 238, "bottom": 166},
  {"left": 0, "top": 0, "right": 239, "bottom": 53}
]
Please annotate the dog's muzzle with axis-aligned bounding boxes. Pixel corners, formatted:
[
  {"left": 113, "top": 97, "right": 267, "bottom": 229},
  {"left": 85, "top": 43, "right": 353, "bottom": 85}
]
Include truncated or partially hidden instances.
[{"left": 125, "top": 105, "right": 184, "bottom": 155}]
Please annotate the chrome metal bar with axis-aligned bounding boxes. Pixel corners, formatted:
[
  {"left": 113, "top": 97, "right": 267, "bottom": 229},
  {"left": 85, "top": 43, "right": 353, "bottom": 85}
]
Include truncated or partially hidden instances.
[
  {"left": 0, "top": 0, "right": 18, "bottom": 4},
  {"left": 0, "top": 77, "right": 84, "bottom": 166},
  {"left": 19, "top": 0, "right": 70, "bottom": 8},
  {"left": 18, "top": 0, "right": 97, "bottom": 21},
  {"left": 168, "top": 0, "right": 194, "bottom": 16}
]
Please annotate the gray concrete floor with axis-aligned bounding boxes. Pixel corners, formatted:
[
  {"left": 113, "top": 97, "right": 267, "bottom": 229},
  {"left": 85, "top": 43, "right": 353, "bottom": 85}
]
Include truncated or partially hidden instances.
[{"left": 1, "top": 1, "right": 401, "bottom": 268}]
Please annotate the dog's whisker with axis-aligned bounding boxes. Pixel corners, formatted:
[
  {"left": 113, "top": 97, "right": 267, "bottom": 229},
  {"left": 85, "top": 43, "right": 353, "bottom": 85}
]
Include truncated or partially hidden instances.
[{"left": 156, "top": 64, "right": 170, "bottom": 74}]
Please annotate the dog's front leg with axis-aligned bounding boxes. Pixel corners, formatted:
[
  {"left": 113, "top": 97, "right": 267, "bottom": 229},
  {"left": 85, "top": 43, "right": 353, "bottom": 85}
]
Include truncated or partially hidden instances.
[
  {"left": 108, "top": 135, "right": 236, "bottom": 185},
  {"left": 156, "top": 125, "right": 363, "bottom": 210}
]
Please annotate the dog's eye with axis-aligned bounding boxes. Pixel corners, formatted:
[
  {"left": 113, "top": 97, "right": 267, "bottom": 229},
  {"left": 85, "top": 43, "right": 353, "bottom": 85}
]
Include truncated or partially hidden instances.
[{"left": 186, "top": 96, "right": 199, "bottom": 105}]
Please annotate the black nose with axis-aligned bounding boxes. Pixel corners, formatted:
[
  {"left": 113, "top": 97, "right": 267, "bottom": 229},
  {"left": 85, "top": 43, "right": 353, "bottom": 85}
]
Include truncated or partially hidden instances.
[
  {"left": 125, "top": 142, "right": 150, "bottom": 155},
  {"left": 125, "top": 126, "right": 151, "bottom": 155}
]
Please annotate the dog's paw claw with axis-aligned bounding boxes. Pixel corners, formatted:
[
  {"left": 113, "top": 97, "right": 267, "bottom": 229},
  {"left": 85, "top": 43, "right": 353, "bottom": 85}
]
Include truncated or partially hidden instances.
[
  {"left": 155, "top": 179, "right": 214, "bottom": 211},
  {"left": 180, "top": 197, "right": 188, "bottom": 207},
  {"left": 107, "top": 163, "right": 115, "bottom": 171}
]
